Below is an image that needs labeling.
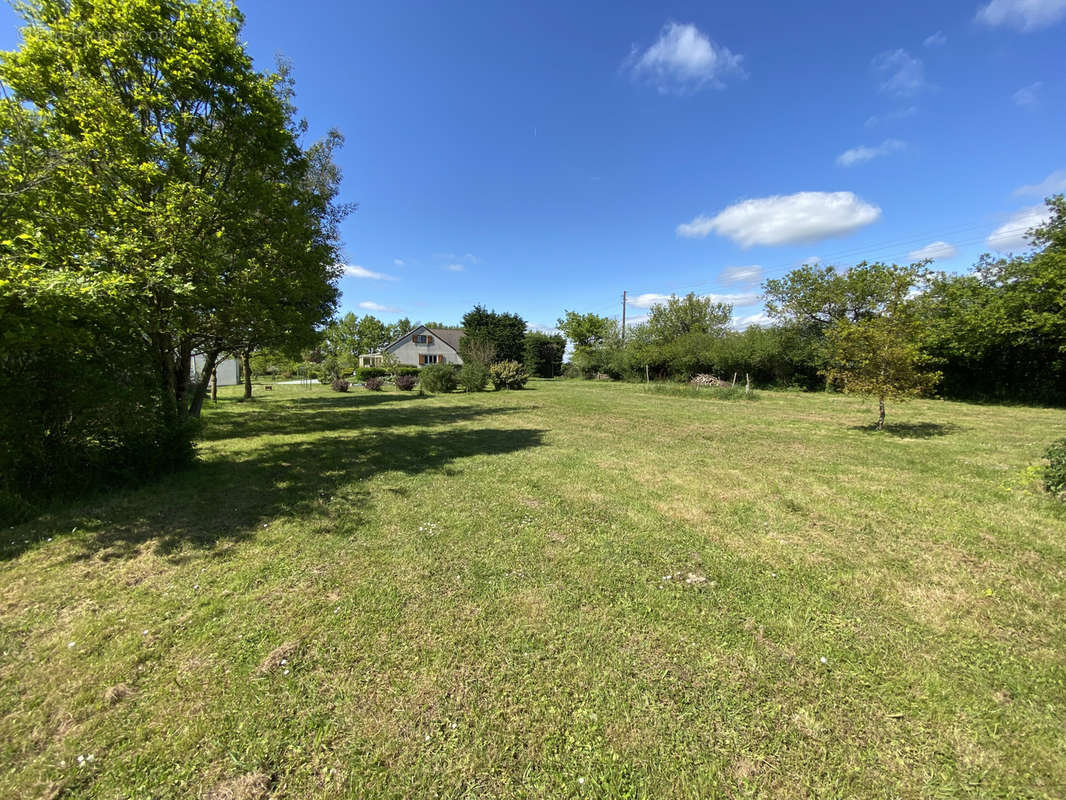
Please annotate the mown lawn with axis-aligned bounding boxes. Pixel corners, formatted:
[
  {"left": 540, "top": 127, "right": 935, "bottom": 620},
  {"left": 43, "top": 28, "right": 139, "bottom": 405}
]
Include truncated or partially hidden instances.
[{"left": 2, "top": 380, "right": 1065, "bottom": 799}]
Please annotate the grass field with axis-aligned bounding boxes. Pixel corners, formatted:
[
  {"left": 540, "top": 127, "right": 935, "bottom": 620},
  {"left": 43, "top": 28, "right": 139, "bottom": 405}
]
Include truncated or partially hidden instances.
[{"left": 2, "top": 380, "right": 1065, "bottom": 799}]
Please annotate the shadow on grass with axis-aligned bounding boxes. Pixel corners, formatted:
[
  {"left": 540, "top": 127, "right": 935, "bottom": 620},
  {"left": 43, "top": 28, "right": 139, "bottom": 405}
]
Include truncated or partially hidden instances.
[
  {"left": 1, "top": 397, "right": 545, "bottom": 561},
  {"left": 849, "top": 421, "right": 962, "bottom": 438}
]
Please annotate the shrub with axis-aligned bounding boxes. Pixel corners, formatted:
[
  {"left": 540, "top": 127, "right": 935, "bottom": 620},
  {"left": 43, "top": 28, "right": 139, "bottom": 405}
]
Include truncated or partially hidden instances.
[
  {"left": 330, "top": 378, "right": 350, "bottom": 392},
  {"left": 490, "top": 360, "right": 529, "bottom": 390},
  {"left": 394, "top": 366, "right": 420, "bottom": 378},
  {"left": 1046, "top": 438, "right": 1066, "bottom": 497},
  {"left": 395, "top": 375, "right": 417, "bottom": 391},
  {"left": 458, "top": 362, "right": 490, "bottom": 392},
  {"left": 364, "top": 377, "right": 384, "bottom": 391},
  {"left": 356, "top": 367, "right": 387, "bottom": 382},
  {"left": 420, "top": 363, "right": 458, "bottom": 393}
]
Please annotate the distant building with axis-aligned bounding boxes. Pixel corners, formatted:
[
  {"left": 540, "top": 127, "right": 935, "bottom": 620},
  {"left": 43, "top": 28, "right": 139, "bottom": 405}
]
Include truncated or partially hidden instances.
[
  {"left": 191, "top": 354, "right": 241, "bottom": 386},
  {"left": 359, "top": 326, "right": 464, "bottom": 368}
]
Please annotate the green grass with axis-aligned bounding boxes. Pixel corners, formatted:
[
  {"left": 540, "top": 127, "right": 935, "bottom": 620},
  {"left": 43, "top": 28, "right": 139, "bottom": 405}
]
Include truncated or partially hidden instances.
[{"left": 2, "top": 380, "right": 1065, "bottom": 798}]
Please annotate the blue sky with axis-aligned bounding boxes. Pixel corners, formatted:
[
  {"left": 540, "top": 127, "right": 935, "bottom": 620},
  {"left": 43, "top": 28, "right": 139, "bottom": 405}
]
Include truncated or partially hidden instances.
[{"left": 3, "top": 0, "right": 1064, "bottom": 330}]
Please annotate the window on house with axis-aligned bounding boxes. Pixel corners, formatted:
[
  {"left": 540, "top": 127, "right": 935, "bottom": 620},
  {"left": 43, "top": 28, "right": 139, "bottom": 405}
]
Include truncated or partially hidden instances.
[
  {"left": 425, "top": 355, "right": 439, "bottom": 364},
  {"left": 416, "top": 334, "right": 428, "bottom": 343}
]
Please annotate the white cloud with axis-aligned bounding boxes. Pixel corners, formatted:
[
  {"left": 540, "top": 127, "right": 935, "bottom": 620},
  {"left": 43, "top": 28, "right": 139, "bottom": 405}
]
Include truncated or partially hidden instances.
[
  {"left": 1015, "top": 169, "right": 1066, "bottom": 196},
  {"left": 462, "top": 253, "right": 481, "bottom": 264},
  {"left": 907, "top": 241, "right": 958, "bottom": 261},
  {"left": 628, "top": 292, "right": 761, "bottom": 309},
  {"left": 720, "top": 265, "right": 763, "bottom": 286},
  {"left": 976, "top": 0, "right": 1066, "bottom": 31},
  {"left": 872, "top": 49, "right": 926, "bottom": 96},
  {"left": 444, "top": 263, "right": 465, "bottom": 272},
  {"left": 342, "top": 264, "right": 397, "bottom": 281},
  {"left": 393, "top": 258, "right": 406, "bottom": 267},
  {"left": 986, "top": 204, "right": 1050, "bottom": 251},
  {"left": 358, "top": 301, "right": 401, "bottom": 313},
  {"left": 678, "top": 191, "right": 882, "bottom": 247},
  {"left": 924, "top": 30, "right": 948, "bottom": 47},
  {"left": 865, "top": 105, "right": 917, "bottom": 127},
  {"left": 627, "top": 22, "right": 743, "bottom": 93},
  {"left": 1013, "top": 81, "right": 1043, "bottom": 106},
  {"left": 732, "top": 311, "right": 772, "bottom": 329},
  {"left": 836, "top": 139, "right": 906, "bottom": 167},
  {"left": 801, "top": 255, "right": 822, "bottom": 265}
]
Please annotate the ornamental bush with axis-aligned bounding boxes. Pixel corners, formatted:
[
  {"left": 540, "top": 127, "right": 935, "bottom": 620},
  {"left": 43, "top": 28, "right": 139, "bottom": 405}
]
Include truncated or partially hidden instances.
[
  {"left": 420, "top": 363, "right": 458, "bottom": 393},
  {"left": 394, "top": 366, "right": 420, "bottom": 378},
  {"left": 330, "top": 378, "right": 350, "bottom": 392},
  {"left": 356, "top": 367, "right": 387, "bottom": 382},
  {"left": 489, "top": 360, "right": 529, "bottom": 390},
  {"left": 395, "top": 374, "right": 417, "bottom": 391},
  {"left": 1046, "top": 439, "right": 1066, "bottom": 498},
  {"left": 363, "top": 377, "right": 384, "bottom": 391},
  {"left": 458, "top": 362, "right": 490, "bottom": 392}
]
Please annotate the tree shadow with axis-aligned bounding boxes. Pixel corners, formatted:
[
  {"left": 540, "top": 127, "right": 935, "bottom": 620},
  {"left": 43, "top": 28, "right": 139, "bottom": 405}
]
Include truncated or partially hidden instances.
[
  {"left": 848, "top": 421, "right": 963, "bottom": 438},
  {"left": 1, "top": 398, "right": 545, "bottom": 561}
]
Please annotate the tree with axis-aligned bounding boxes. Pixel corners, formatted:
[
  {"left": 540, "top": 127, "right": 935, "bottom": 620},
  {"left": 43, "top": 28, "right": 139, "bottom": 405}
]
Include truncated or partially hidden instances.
[
  {"left": 821, "top": 266, "right": 940, "bottom": 429},
  {"left": 459, "top": 305, "right": 526, "bottom": 363},
  {"left": 646, "top": 293, "right": 732, "bottom": 341},
  {"left": 557, "top": 311, "right": 613, "bottom": 349},
  {"left": 524, "top": 332, "right": 565, "bottom": 378},
  {"left": 764, "top": 262, "right": 915, "bottom": 330},
  {"left": 0, "top": 0, "right": 346, "bottom": 421}
]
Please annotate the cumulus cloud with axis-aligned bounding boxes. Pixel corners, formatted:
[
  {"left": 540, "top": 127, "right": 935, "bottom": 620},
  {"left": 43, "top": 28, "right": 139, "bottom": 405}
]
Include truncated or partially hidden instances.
[
  {"left": 342, "top": 264, "right": 397, "bottom": 280},
  {"left": 732, "top": 311, "right": 772, "bottom": 329},
  {"left": 720, "top": 265, "right": 763, "bottom": 286},
  {"left": 627, "top": 22, "right": 743, "bottom": 93},
  {"left": 836, "top": 139, "right": 906, "bottom": 167},
  {"left": 444, "top": 263, "right": 465, "bottom": 272},
  {"left": 924, "top": 30, "right": 948, "bottom": 47},
  {"left": 1014, "top": 169, "right": 1066, "bottom": 196},
  {"left": 358, "top": 301, "right": 401, "bottom": 313},
  {"left": 976, "top": 0, "right": 1066, "bottom": 31},
  {"left": 907, "top": 241, "right": 958, "bottom": 261},
  {"left": 872, "top": 49, "right": 926, "bottom": 96},
  {"left": 987, "top": 204, "right": 1050, "bottom": 251},
  {"left": 677, "top": 191, "right": 882, "bottom": 247},
  {"left": 627, "top": 292, "right": 761, "bottom": 309},
  {"left": 801, "top": 255, "right": 822, "bottom": 265},
  {"left": 1013, "top": 81, "right": 1043, "bottom": 106},
  {"left": 865, "top": 105, "right": 917, "bottom": 127}
]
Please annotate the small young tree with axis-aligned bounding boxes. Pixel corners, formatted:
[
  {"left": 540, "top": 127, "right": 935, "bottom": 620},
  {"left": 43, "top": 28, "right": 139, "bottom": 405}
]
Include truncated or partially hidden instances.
[{"left": 823, "top": 312, "right": 941, "bottom": 430}]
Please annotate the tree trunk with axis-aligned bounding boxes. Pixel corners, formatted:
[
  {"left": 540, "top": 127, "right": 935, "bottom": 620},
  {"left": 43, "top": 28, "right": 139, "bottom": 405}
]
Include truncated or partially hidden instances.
[
  {"left": 188, "top": 350, "right": 219, "bottom": 418},
  {"left": 242, "top": 349, "right": 253, "bottom": 400},
  {"left": 877, "top": 394, "right": 886, "bottom": 430},
  {"left": 211, "top": 369, "right": 218, "bottom": 403}
]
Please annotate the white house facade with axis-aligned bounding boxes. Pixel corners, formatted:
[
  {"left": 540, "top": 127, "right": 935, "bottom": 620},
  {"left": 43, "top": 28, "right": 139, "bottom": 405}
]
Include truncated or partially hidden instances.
[
  {"left": 190, "top": 354, "right": 241, "bottom": 386},
  {"left": 359, "top": 326, "right": 464, "bottom": 368}
]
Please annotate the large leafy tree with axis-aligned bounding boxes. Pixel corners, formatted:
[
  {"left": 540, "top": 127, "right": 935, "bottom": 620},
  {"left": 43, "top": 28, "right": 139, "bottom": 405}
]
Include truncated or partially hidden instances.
[
  {"left": 524, "top": 331, "right": 565, "bottom": 378},
  {"left": 459, "top": 305, "right": 527, "bottom": 363},
  {"left": 0, "top": 0, "right": 346, "bottom": 420}
]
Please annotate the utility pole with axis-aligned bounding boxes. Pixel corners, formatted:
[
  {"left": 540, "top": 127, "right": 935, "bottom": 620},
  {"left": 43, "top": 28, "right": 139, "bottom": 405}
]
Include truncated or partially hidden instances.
[{"left": 621, "top": 290, "right": 627, "bottom": 343}]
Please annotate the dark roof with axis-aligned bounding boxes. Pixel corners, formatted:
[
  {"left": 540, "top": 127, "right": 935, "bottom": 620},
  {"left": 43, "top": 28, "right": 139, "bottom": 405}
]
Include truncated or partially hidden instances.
[{"left": 429, "top": 328, "right": 464, "bottom": 353}]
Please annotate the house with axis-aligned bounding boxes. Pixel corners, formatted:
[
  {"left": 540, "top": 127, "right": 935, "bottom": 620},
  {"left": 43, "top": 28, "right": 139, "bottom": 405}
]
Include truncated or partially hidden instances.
[
  {"left": 191, "top": 353, "right": 241, "bottom": 386},
  {"left": 359, "top": 325, "right": 464, "bottom": 368}
]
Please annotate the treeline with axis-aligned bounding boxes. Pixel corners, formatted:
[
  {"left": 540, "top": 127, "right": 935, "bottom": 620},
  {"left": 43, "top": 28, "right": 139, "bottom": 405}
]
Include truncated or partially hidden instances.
[
  {"left": 560, "top": 196, "right": 1066, "bottom": 406},
  {"left": 0, "top": 0, "right": 347, "bottom": 520}
]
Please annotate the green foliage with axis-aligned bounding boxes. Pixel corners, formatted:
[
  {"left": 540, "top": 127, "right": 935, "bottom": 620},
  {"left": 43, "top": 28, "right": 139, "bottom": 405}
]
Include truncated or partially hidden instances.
[
  {"left": 420, "top": 363, "right": 458, "bottom": 393},
  {"left": 459, "top": 305, "right": 526, "bottom": 363},
  {"left": 647, "top": 293, "right": 733, "bottom": 341},
  {"left": 1045, "top": 439, "right": 1066, "bottom": 497},
  {"left": 363, "top": 377, "right": 384, "bottom": 391},
  {"left": 331, "top": 379, "right": 350, "bottom": 393},
  {"left": 458, "top": 362, "right": 490, "bottom": 392},
  {"left": 489, "top": 360, "right": 529, "bottom": 390},
  {"left": 557, "top": 310, "right": 613, "bottom": 349},
  {"left": 393, "top": 366, "right": 421, "bottom": 378},
  {"left": 356, "top": 367, "right": 387, "bottom": 382},
  {"left": 524, "top": 331, "right": 566, "bottom": 378},
  {"left": 0, "top": 0, "right": 347, "bottom": 513},
  {"left": 394, "top": 375, "right": 417, "bottom": 391}
]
